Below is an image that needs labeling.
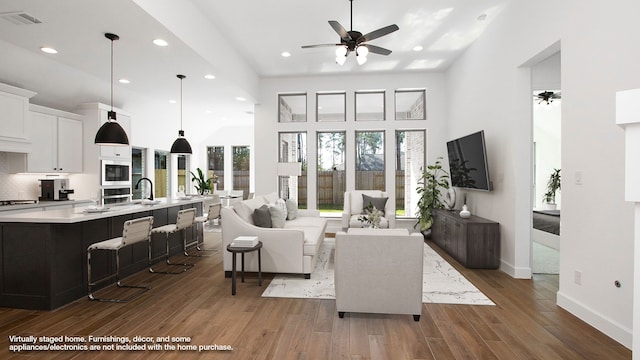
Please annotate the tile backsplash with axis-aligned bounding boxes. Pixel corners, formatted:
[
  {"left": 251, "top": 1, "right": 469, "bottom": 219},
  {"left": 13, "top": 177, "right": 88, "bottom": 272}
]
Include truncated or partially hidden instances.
[{"left": 0, "top": 152, "right": 78, "bottom": 200}]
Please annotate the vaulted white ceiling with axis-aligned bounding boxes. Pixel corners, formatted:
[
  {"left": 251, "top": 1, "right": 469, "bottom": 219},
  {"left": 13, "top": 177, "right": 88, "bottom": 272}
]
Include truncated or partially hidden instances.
[{"left": 0, "top": 0, "right": 507, "bottom": 127}]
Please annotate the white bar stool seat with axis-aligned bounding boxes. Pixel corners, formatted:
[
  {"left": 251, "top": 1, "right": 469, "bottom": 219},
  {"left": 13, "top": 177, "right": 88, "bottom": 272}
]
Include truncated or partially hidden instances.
[
  {"left": 87, "top": 216, "right": 154, "bottom": 302},
  {"left": 149, "top": 208, "right": 196, "bottom": 274},
  {"left": 192, "top": 203, "right": 222, "bottom": 255}
]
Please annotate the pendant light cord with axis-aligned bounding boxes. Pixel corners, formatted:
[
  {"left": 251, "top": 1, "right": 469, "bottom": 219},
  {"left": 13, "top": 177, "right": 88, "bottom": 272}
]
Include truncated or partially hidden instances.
[
  {"left": 350, "top": 0, "right": 353, "bottom": 31},
  {"left": 180, "top": 76, "right": 183, "bottom": 131},
  {"left": 110, "top": 38, "right": 114, "bottom": 113}
]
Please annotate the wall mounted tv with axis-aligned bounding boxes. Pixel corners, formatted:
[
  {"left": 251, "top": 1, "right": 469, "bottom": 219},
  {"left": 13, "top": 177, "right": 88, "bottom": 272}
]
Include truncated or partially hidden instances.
[{"left": 446, "top": 130, "right": 491, "bottom": 191}]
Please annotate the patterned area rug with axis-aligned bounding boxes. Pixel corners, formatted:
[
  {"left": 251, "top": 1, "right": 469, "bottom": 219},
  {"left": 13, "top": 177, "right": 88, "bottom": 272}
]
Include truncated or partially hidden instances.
[{"left": 262, "top": 238, "right": 495, "bottom": 305}]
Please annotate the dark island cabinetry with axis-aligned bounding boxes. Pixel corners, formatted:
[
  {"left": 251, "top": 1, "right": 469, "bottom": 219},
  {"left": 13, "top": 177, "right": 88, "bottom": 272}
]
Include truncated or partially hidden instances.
[
  {"left": 0, "top": 201, "right": 201, "bottom": 310},
  {"left": 431, "top": 209, "right": 500, "bottom": 269}
]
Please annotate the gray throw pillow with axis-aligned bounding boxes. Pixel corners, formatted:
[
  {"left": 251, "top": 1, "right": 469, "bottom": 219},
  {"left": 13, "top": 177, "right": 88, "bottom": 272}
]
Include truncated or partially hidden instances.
[
  {"left": 268, "top": 204, "right": 286, "bottom": 228},
  {"left": 285, "top": 199, "right": 298, "bottom": 220},
  {"left": 362, "top": 194, "right": 388, "bottom": 215},
  {"left": 252, "top": 205, "right": 272, "bottom": 228}
]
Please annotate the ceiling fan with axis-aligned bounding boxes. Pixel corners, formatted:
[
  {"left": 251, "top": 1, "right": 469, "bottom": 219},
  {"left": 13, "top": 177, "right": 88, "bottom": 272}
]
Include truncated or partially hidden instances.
[
  {"left": 535, "top": 91, "right": 561, "bottom": 105},
  {"left": 301, "top": 0, "right": 399, "bottom": 65}
]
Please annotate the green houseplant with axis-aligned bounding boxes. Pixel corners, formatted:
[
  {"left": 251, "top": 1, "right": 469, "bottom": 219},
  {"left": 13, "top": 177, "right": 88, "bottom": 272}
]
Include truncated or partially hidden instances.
[
  {"left": 190, "top": 168, "right": 213, "bottom": 195},
  {"left": 415, "top": 158, "right": 450, "bottom": 233},
  {"left": 543, "top": 168, "right": 561, "bottom": 207}
]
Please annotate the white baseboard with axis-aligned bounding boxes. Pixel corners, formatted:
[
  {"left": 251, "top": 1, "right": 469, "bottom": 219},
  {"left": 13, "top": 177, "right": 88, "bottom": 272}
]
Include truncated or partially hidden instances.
[
  {"left": 500, "top": 259, "right": 532, "bottom": 279},
  {"left": 557, "top": 291, "right": 632, "bottom": 349}
]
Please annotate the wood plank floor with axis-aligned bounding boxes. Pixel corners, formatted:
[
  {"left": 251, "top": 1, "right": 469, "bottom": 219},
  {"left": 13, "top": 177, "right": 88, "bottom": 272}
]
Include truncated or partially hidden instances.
[{"left": 0, "top": 230, "right": 631, "bottom": 359}]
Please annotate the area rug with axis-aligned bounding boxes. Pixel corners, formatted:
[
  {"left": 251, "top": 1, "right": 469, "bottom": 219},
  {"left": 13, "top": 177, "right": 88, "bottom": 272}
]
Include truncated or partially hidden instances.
[{"left": 262, "top": 238, "right": 495, "bottom": 306}]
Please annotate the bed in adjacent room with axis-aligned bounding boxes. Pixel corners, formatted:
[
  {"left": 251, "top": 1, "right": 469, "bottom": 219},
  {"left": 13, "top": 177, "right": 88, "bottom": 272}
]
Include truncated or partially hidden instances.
[{"left": 532, "top": 209, "right": 560, "bottom": 250}]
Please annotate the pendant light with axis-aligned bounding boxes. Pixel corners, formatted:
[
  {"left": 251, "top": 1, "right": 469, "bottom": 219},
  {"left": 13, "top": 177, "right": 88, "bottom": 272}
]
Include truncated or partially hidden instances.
[
  {"left": 95, "top": 33, "right": 129, "bottom": 146},
  {"left": 170, "top": 74, "right": 193, "bottom": 154}
]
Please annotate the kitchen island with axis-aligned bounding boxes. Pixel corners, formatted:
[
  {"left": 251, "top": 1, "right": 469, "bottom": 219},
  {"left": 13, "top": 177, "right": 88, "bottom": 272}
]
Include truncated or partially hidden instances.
[{"left": 0, "top": 198, "right": 204, "bottom": 310}]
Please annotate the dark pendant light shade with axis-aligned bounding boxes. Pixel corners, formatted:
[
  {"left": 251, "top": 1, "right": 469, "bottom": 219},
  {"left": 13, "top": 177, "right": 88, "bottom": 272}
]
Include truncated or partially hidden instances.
[
  {"left": 95, "top": 32, "right": 129, "bottom": 146},
  {"left": 170, "top": 74, "right": 192, "bottom": 154}
]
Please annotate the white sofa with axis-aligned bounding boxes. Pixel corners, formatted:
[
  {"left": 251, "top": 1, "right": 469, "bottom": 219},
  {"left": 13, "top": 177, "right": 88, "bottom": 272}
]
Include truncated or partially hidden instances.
[
  {"left": 335, "top": 228, "right": 424, "bottom": 321},
  {"left": 342, "top": 190, "right": 396, "bottom": 229},
  {"left": 221, "top": 192, "right": 327, "bottom": 279}
]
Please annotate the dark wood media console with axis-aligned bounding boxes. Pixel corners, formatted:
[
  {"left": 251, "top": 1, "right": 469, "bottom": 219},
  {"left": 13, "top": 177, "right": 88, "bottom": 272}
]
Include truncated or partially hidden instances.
[{"left": 431, "top": 209, "right": 500, "bottom": 269}]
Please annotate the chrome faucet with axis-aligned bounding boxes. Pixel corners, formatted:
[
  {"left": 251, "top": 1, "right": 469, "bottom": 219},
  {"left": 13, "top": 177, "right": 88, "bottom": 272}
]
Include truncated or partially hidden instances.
[{"left": 135, "top": 177, "right": 154, "bottom": 200}]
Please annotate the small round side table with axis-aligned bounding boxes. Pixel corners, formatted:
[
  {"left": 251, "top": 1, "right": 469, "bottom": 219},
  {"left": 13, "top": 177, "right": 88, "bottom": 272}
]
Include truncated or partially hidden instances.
[{"left": 226, "top": 241, "right": 263, "bottom": 295}]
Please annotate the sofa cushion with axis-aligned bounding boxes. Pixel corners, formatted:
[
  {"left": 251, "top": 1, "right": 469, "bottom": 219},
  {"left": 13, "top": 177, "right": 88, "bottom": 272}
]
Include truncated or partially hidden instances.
[
  {"left": 285, "top": 226, "right": 323, "bottom": 256},
  {"left": 275, "top": 198, "right": 288, "bottom": 219},
  {"left": 362, "top": 194, "right": 388, "bottom": 215},
  {"left": 252, "top": 205, "right": 272, "bottom": 228},
  {"left": 264, "top": 192, "right": 279, "bottom": 204},
  {"left": 285, "top": 216, "right": 327, "bottom": 228},
  {"left": 285, "top": 199, "right": 298, "bottom": 220},
  {"left": 350, "top": 190, "right": 383, "bottom": 214},
  {"left": 234, "top": 197, "right": 266, "bottom": 225},
  {"left": 268, "top": 204, "right": 287, "bottom": 228}
]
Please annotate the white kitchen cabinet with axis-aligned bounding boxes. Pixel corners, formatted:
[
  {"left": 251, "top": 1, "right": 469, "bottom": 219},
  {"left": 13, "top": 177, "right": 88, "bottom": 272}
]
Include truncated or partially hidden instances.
[
  {"left": 24, "top": 106, "right": 83, "bottom": 173},
  {"left": 0, "top": 82, "right": 36, "bottom": 153}
]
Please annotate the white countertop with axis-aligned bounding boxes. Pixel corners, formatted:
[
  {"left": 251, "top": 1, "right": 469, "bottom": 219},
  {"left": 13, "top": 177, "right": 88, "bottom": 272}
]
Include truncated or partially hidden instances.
[
  {"left": 0, "top": 200, "right": 94, "bottom": 212},
  {"left": 0, "top": 197, "right": 205, "bottom": 224}
]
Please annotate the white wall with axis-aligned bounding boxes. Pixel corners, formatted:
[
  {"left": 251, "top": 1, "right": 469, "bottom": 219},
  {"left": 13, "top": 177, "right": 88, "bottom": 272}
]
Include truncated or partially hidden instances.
[
  {"left": 445, "top": 0, "right": 640, "bottom": 348},
  {"left": 254, "top": 72, "right": 447, "bottom": 208}
]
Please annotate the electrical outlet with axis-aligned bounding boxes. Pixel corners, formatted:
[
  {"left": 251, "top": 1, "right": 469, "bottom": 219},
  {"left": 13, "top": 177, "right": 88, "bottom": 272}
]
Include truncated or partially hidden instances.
[
  {"left": 574, "top": 270, "right": 582, "bottom": 285},
  {"left": 575, "top": 171, "right": 583, "bottom": 185}
]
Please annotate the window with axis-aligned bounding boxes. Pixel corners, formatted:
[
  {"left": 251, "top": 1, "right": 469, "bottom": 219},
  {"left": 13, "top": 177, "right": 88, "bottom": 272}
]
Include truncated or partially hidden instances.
[
  {"left": 131, "top": 147, "right": 146, "bottom": 200},
  {"left": 355, "top": 131, "right": 385, "bottom": 190},
  {"left": 316, "top": 92, "right": 346, "bottom": 122},
  {"left": 207, "top": 146, "right": 224, "bottom": 191},
  {"left": 395, "top": 89, "right": 426, "bottom": 120},
  {"left": 177, "top": 155, "right": 189, "bottom": 195},
  {"left": 395, "top": 130, "right": 426, "bottom": 217},
  {"left": 355, "top": 91, "right": 385, "bottom": 121},
  {"left": 232, "top": 146, "right": 250, "bottom": 199},
  {"left": 278, "top": 93, "right": 307, "bottom": 122},
  {"left": 279, "top": 132, "right": 307, "bottom": 208},
  {"left": 317, "top": 132, "right": 346, "bottom": 213},
  {"left": 154, "top": 150, "right": 169, "bottom": 198}
]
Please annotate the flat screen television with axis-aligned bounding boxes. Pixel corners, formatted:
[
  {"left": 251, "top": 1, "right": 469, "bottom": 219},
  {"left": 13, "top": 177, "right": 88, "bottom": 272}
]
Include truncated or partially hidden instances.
[{"left": 446, "top": 130, "right": 491, "bottom": 191}]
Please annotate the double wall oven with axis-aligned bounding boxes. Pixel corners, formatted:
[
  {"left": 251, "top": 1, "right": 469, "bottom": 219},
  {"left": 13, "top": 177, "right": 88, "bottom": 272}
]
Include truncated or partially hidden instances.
[{"left": 101, "top": 159, "right": 132, "bottom": 205}]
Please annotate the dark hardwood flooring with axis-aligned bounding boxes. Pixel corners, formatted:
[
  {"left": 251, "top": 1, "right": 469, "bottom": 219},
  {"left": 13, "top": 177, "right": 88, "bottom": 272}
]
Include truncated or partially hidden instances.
[{"left": 0, "top": 230, "right": 631, "bottom": 359}]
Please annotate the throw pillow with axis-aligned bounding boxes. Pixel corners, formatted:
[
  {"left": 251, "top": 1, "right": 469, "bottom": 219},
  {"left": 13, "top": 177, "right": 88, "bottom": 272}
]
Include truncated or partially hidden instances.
[
  {"left": 362, "top": 194, "right": 388, "bottom": 215},
  {"left": 252, "top": 205, "right": 272, "bottom": 228},
  {"left": 275, "top": 198, "right": 288, "bottom": 220},
  {"left": 268, "top": 204, "right": 286, "bottom": 228},
  {"left": 285, "top": 199, "right": 298, "bottom": 220}
]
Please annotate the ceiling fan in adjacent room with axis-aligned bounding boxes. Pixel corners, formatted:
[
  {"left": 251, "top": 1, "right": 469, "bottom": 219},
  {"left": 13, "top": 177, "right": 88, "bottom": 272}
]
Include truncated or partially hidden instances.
[
  {"left": 535, "top": 91, "right": 561, "bottom": 105},
  {"left": 301, "top": 0, "right": 399, "bottom": 65}
]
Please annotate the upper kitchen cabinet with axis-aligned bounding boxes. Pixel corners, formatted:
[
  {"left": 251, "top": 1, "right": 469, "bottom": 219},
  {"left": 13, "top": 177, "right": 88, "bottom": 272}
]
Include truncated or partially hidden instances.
[
  {"left": 27, "top": 105, "right": 83, "bottom": 173},
  {"left": 77, "top": 103, "right": 131, "bottom": 162},
  {"left": 0, "top": 82, "right": 36, "bottom": 153}
]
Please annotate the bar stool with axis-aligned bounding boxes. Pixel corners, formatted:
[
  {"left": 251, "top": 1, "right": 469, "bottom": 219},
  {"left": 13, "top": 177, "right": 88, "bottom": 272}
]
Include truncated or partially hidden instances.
[
  {"left": 87, "top": 216, "right": 154, "bottom": 302},
  {"left": 149, "top": 208, "right": 196, "bottom": 274},
  {"left": 191, "top": 202, "right": 222, "bottom": 255}
]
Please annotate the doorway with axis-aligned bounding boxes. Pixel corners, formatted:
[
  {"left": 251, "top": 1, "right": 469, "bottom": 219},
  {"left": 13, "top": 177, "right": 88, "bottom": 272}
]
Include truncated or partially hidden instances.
[{"left": 531, "top": 51, "right": 561, "bottom": 275}]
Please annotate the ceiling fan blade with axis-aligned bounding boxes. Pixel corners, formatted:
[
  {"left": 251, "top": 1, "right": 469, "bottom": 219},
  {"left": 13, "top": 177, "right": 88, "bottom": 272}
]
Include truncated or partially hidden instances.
[
  {"left": 360, "top": 24, "right": 399, "bottom": 43},
  {"left": 329, "top": 20, "right": 352, "bottom": 41},
  {"left": 301, "top": 44, "right": 340, "bottom": 49},
  {"left": 364, "top": 44, "right": 392, "bottom": 56}
]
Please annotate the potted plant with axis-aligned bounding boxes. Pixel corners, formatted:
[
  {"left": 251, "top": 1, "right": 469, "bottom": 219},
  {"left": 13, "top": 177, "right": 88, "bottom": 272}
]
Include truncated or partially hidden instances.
[
  {"left": 415, "top": 158, "right": 450, "bottom": 236},
  {"left": 190, "top": 168, "right": 214, "bottom": 195},
  {"left": 542, "top": 168, "right": 561, "bottom": 209}
]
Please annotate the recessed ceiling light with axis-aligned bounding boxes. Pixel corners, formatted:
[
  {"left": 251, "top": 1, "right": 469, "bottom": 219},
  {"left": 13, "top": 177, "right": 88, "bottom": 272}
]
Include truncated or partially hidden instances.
[
  {"left": 235, "top": 97, "right": 246, "bottom": 101},
  {"left": 153, "top": 39, "right": 168, "bottom": 47},
  {"left": 118, "top": 78, "right": 130, "bottom": 84},
  {"left": 40, "top": 47, "right": 57, "bottom": 54},
  {"left": 413, "top": 45, "right": 423, "bottom": 52},
  {"left": 281, "top": 51, "right": 291, "bottom": 57},
  {"left": 477, "top": 13, "right": 488, "bottom": 21},
  {"left": 169, "top": 100, "right": 177, "bottom": 104},
  {"left": 204, "top": 74, "right": 216, "bottom": 80}
]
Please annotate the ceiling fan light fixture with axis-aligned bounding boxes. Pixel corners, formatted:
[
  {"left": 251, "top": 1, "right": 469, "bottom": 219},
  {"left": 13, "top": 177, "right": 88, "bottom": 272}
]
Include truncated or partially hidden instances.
[
  {"left": 335, "top": 45, "right": 348, "bottom": 57},
  {"left": 170, "top": 74, "right": 192, "bottom": 154},
  {"left": 95, "top": 32, "right": 129, "bottom": 146},
  {"left": 336, "top": 54, "right": 347, "bottom": 65}
]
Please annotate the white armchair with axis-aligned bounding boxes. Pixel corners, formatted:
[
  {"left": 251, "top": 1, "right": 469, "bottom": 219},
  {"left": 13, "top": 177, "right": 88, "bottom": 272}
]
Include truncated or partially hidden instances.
[
  {"left": 335, "top": 228, "right": 424, "bottom": 321},
  {"left": 342, "top": 190, "right": 396, "bottom": 229}
]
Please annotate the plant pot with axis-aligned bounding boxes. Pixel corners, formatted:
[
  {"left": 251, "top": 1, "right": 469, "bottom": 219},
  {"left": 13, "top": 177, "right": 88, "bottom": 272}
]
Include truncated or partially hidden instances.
[
  {"left": 421, "top": 229, "right": 432, "bottom": 240},
  {"left": 544, "top": 203, "right": 557, "bottom": 210}
]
